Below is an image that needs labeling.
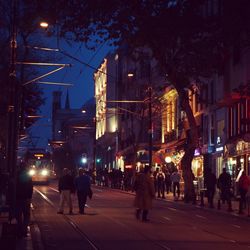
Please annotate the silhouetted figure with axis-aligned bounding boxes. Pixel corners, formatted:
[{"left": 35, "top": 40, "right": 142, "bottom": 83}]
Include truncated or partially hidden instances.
[
  {"left": 238, "top": 171, "right": 250, "bottom": 214},
  {"left": 204, "top": 168, "right": 217, "bottom": 208},
  {"left": 134, "top": 165, "right": 155, "bottom": 222},
  {"left": 153, "top": 168, "right": 159, "bottom": 196},
  {"left": 16, "top": 162, "right": 33, "bottom": 237},
  {"left": 217, "top": 168, "right": 232, "bottom": 212},
  {"left": 164, "top": 170, "right": 171, "bottom": 194},
  {"left": 74, "top": 168, "right": 91, "bottom": 214},
  {"left": 171, "top": 170, "right": 181, "bottom": 200},
  {"left": 156, "top": 169, "right": 165, "bottom": 198}
]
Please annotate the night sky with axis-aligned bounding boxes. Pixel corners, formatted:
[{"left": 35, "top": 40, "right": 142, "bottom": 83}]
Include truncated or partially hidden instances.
[{"left": 21, "top": 38, "right": 113, "bottom": 150}]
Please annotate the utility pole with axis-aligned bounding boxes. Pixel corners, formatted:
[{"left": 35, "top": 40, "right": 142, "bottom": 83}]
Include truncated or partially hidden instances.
[
  {"left": 92, "top": 117, "right": 97, "bottom": 184},
  {"left": 7, "top": 0, "right": 19, "bottom": 218},
  {"left": 7, "top": 0, "right": 18, "bottom": 175},
  {"left": 148, "top": 86, "right": 153, "bottom": 168}
]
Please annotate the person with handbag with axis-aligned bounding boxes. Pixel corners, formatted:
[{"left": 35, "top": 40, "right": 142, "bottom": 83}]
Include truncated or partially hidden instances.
[{"left": 74, "top": 168, "right": 92, "bottom": 214}]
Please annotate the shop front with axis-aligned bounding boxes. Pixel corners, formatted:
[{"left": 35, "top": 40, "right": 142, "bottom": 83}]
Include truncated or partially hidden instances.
[{"left": 224, "top": 140, "right": 250, "bottom": 195}]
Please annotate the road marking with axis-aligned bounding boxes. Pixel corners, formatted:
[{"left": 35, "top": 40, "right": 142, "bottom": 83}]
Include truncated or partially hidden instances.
[
  {"left": 195, "top": 214, "right": 207, "bottom": 219},
  {"left": 231, "top": 224, "right": 241, "bottom": 229},
  {"left": 167, "top": 207, "right": 177, "bottom": 211},
  {"left": 49, "top": 187, "right": 59, "bottom": 192},
  {"left": 229, "top": 240, "right": 236, "bottom": 243},
  {"left": 35, "top": 188, "right": 54, "bottom": 206},
  {"left": 163, "top": 216, "right": 171, "bottom": 221}
]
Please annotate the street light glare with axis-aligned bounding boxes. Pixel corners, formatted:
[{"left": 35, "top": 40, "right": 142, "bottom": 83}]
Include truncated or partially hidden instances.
[{"left": 40, "top": 22, "right": 49, "bottom": 28}]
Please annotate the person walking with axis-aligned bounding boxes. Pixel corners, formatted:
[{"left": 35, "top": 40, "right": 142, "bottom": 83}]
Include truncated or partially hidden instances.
[
  {"left": 156, "top": 169, "right": 166, "bottom": 198},
  {"left": 204, "top": 168, "right": 217, "bottom": 208},
  {"left": 57, "top": 168, "right": 75, "bottom": 214},
  {"left": 74, "top": 168, "right": 91, "bottom": 214},
  {"left": 217, "top": 167, "right": 232, "bottom": 212},
  {"left": 15, "top": 162, "right": 33, "bottom": 237},
  {"left": 171, "top": 169, "right": 181, "bottom": 200},
  {"left": 134, "top": 165, "right": 155, "bottom": 222},
  {"left": 238, "top": 171, "right": 250, "bottom": 214},
  {"left": 164, "top": 169, "right": 171, "bottom": 194},
  {"left": 153, "top": 168, "right": 159, "bottom": 197}
]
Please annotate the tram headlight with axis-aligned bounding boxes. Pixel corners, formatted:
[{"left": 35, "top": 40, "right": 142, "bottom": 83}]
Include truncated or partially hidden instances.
[
  {"left": 29, "top": 169, "right": 36, "bottom": 176},
  {"left": 41, "top": 169, "right": 49, "bottom": 176}
]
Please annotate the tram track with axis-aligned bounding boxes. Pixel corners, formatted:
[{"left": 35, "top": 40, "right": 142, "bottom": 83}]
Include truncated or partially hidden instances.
[
  {"left": 33, "top": 186, "right": 172, "bottom": 250},
  {"left": 33, "top": 187, "right": 100, "bottom": 250}
]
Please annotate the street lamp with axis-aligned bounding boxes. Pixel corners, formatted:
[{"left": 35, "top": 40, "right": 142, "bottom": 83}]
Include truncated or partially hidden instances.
[{"left": 40, "top": 21, "right": 49, "bottom": 29}]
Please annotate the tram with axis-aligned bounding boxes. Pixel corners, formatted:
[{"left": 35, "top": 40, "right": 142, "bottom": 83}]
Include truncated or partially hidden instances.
[{"left": 25, "top": 149, "right": 54, "bottom": 184}]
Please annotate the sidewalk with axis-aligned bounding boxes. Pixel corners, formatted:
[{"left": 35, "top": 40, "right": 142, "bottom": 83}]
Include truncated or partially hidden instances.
[
  {"left": 112, "top": 186, "right": 250, "bottom": 219},
  {"left": 0, "top": 210, "right": 33, "bottom": 250},
  {"left": 153, "top": 190, "right": 250, "bottom": 219}
]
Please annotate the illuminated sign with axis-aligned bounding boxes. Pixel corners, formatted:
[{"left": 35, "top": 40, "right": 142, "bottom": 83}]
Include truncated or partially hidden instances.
[
  {"left": 216, "top": 146, "right": 223, "bottom": 152},
  {"left": 194, "top": 149, "right": 200, "bottom": 156},
  {"left": 125, "top": 165, "right": 132, "bottom": 169},
  {"left": 34, "top": 154, "right": 44, "bottom": 158}
]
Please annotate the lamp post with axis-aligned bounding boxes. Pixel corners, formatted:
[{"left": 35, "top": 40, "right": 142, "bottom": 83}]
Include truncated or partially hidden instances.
[
  {"left": 5, "top": 0, "right": 19, "bottom": 219},
  {"left": 148, "top": 86, "right": 153, "bottom": 168},
  {"left": 93, "top": 117, "right": 96, "bottom": 184}
]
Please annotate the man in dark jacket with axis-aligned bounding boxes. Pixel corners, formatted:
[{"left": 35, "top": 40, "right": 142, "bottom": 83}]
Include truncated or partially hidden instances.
[
  {"left": 57, "top": 168, "right": 75, "bottom": 214},
  {"left": 16, "top": 162, "right": 33, "bottom": 237},
  {"left": 217, "top": 167, "right": 232, "bottom": 211},
  {"left": 74, "top": 168, "right": 91, "bottom": 214},
  {"left": 204, "top": 168, "right": 217, "bottom": 208}
]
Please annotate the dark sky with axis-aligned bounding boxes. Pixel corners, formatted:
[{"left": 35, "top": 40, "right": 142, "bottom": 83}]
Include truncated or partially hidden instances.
[{"left": 20, "top": 38, "right": 113, "bottom": 150}]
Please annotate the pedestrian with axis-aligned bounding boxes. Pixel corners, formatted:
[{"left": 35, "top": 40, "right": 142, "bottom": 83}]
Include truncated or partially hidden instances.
[
  {"left": 171, "top": 169, "right": 181, "bottom": 200},
  {"left": 217, "top": 167, "right": 233, "bottom": 212},
  {"left": 238, "top": 171, "right": 250, "bottom": 214},
  {"left": 57, "top": 168, "right": 75, "bottom": 214},
  {"left": 153, "top": 168, "right": 159, "bottom": 196},
  {"left": 74, "top": 168, "right": 91, "bottom": 214},
  {"left": 204, "top": 168, "right": 217, "bottom": 208},
  {"left": 164, "top": 169, "right": 171, "bottom": 194},
  {"left": 156, "top": 169, "right": 166, "bottom": 198},
  {"left": 134, "top": 165, "right": 155, "bottom": 222},
  {"left": 15, "top": 162, "right": 33, "bottom": 237}
]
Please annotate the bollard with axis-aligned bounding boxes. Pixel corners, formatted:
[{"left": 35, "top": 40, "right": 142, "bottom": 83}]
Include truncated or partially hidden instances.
[{"left": 247, "top": 197, "right": 250, "bottom": 217}]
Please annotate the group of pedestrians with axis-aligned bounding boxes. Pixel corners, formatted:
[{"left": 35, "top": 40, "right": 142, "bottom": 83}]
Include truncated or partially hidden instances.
[
  {"left": 205, "top": 167, "right": 250, "bottom": 214},
  {"left": 57, "top": 167, "right": 92, "bottom": 215},
  {"left": 154, "top": 168, "right": 181, "bottom": 200},
  {"left": 13, "top": 161, "right": 250, "bottom": 236},
  {"left": 133, "top": 166, "right": 183, "bottom": 222}
]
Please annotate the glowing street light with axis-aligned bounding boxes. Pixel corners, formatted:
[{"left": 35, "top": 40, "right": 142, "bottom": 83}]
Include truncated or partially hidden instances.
[
  {"left": 81, "top": 156, "right": 87, "bottom": 164},
  {"left": 40, "top": 21, "right": 49, "bottom": 29}
]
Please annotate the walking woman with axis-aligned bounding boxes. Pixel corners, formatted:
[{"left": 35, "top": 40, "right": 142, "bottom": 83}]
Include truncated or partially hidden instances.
[{"left": 134, "top": 165, "right": 155, "bottom": 222}]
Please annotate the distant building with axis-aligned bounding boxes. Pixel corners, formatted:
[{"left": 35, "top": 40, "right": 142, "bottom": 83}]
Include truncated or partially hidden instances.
[{"left": 51, "top": 90, "right": 95, "bottom": 172}]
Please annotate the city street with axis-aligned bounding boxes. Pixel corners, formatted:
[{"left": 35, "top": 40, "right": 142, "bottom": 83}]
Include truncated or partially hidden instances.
[{"left": 30, "top": 181, "right": 250, "bottom": 250}]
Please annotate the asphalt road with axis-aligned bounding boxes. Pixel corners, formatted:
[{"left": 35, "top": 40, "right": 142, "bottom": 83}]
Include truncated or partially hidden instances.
[{"left": 31, "top": 181, "right": 250, "bottom": 250}]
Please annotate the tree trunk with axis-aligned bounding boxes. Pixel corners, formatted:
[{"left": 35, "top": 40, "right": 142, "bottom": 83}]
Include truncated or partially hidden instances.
[{"left": 178, "top": 88, "right": 199, "bottom": 203}]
